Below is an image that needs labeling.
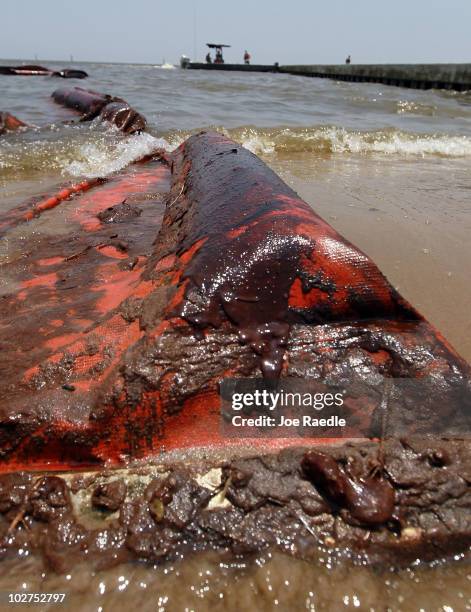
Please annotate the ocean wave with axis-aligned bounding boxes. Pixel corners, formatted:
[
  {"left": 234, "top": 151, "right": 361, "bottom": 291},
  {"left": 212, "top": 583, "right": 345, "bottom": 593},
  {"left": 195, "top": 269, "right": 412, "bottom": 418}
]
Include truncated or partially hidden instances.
[
  {"left": 0, "top": 125, "right": 169, "bottom": 180},
  {"left": 165, "top": 126, "right": 471, "bottom": 158},
  {"left": 2, "top": 124, "right": 471, "bottom": 186},
  {"left": 65, "top": 131, "right": 168, "bottom": 177}
]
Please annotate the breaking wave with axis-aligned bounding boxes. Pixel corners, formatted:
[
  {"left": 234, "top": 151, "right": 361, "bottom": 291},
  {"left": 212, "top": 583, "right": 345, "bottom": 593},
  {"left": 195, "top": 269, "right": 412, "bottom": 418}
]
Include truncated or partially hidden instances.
[
  {"left": 0, "top": 124, "right": 169, "bottom": 181},
  {"left": 65, "top": 131, "right": 168, "bottom": 177},
  {"left": 165, "top": 126, "right": 471, "bottom": 158},
  {"left": 2, "top": 123, "right": 471, "bottom": 186}
]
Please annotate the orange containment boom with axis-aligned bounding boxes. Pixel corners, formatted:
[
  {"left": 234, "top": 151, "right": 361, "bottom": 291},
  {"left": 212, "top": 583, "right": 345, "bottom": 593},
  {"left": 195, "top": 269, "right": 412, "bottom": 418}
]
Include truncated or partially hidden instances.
[
  {"left": 52, "top": 87, "right": 146, "bottom": 133},
  {"left": 0, "top": 64, "right": 87, "bottom": 78},
  {"left": 0, "top": 179, "right": 105, "bottom": 236},
  {"left": 0, "top": 111, "right": 29, "bottom": 135},
  {"left": 0, "top": 132, "right": 469, "bottom": 472}
]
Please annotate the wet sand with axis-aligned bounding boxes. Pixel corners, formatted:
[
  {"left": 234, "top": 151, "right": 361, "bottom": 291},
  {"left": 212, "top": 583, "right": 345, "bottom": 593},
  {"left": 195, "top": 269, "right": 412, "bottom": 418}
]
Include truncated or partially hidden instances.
[{"left": 0, "top": 550, "right": 470, "bottom": 611}]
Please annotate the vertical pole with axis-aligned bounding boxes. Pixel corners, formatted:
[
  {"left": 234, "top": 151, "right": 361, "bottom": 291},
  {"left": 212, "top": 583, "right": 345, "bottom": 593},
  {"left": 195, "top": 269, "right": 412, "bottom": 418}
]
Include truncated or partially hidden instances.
[{"left": 193, "top": 0, "right": 197, "bottom": 61}]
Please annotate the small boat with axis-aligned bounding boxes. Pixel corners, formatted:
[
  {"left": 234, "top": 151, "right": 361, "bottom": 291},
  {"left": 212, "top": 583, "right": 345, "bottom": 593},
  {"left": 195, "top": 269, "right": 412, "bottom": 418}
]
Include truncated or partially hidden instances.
[{"left": 206, "top": 42, "right": 231, "bottom": 64}]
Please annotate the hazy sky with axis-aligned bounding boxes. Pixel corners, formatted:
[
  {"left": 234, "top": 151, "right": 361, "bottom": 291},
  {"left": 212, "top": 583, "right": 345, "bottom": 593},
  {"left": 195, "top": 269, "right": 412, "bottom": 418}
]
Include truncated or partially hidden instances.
[{"left": 1, "top": 0, "right": 470, "bottom": 65}]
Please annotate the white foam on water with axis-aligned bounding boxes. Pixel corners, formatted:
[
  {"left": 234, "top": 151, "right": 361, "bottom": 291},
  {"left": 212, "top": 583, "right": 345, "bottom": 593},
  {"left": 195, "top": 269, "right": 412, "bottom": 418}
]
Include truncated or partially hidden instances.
[
  {"left": 220, "top": 126, "right": 471, "bottom": 158},
  {"left": 3, "top": 125, "right": 471, "bottom": 186},
  {"left": 0, "top": 125, "right": 171, "bottom": 182},
  {"left": 65, "top": 132, "right": 170, "bottom": 178},
  {"left": 325, "top": 128, "right": 471, "bottom": 157},
  {"left": 242, "top": 135, "right": 275, "bottom": 155}
]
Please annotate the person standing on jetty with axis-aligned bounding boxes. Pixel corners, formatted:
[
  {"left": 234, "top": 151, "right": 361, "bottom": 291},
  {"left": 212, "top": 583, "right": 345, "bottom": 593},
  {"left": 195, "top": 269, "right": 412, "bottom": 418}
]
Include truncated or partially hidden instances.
[
  {"left": 244, "top": 50, "right": 251, "bottom": 64},
  {"left": 345, "top": 54, "right": 351, "bottom": 64}
]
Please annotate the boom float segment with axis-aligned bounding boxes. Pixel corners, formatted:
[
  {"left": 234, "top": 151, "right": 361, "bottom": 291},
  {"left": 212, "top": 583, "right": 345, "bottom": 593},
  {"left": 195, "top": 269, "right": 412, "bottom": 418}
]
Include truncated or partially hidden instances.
[
  {"left": 0, "top": 64, "right": 88, "bottom": 78},
  {"left": 52, "top": 87, "right": 146, "bottom": 134},
  {"left": 0, "top": 132, "right": 469, "bottom": 472},
  {"left": 158, "top": 131, "right": 419, "bottom": 377},
  {"left": 0, "top": 178, "right": 106, "bottom": 237},
  {"left": 0, "top": 111, "right": 29, "bottom": 135}
]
